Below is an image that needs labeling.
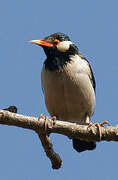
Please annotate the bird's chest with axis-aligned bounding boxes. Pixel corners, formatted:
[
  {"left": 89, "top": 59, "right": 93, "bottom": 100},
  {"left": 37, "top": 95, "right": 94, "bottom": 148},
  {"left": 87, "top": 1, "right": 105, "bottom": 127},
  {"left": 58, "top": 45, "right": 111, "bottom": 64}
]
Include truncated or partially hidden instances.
[{"left": 41, "top": 60, "right": 95, "bottom": 124}]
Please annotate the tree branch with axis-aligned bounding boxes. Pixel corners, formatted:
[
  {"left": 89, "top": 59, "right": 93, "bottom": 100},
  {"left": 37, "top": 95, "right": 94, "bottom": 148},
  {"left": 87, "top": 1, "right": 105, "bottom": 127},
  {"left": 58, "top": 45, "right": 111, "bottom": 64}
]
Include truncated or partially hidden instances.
[{"left": 0, "top": 109, "right": 118, "bottom": 169}]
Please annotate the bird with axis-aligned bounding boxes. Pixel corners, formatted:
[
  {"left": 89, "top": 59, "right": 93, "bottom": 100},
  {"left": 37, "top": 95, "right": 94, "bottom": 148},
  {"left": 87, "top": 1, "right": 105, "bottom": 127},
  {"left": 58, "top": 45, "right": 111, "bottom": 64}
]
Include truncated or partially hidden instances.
[{"left": 30, "top": 32, "right": 96, "bottom": 152}]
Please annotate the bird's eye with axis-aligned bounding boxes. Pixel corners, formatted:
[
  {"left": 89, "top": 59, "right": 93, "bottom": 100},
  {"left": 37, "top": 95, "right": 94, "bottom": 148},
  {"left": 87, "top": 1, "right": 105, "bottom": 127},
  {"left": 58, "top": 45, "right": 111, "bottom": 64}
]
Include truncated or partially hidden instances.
[{"left": 53, "top": 39, "right": 60, "bottom": 46}]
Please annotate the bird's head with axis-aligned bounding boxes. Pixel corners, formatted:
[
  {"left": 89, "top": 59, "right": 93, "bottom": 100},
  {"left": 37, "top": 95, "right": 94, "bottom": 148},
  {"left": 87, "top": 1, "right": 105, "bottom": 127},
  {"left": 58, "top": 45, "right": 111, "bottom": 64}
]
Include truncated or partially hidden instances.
[
  {"left": 30, "top": 32, "right": 79, "bottom": 70},
  {"left": 30, "top": 32, "right": 79, "bottom": 56}
]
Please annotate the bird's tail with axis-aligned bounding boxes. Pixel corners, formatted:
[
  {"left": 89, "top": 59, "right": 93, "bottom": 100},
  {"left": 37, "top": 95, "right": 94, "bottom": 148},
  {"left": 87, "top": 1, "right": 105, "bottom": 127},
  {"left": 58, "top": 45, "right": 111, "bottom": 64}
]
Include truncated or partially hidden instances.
[{"left": 72, "top": 138, "right": 96, "bottom": 152}]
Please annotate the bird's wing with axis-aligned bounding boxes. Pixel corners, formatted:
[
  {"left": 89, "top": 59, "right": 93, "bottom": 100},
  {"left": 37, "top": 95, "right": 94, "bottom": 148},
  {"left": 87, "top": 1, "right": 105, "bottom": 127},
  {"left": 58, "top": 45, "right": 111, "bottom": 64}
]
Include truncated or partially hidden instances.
[
  {"left": 79, "top": 54, "right": 96, "bottom": 92},
  {"left": 88, "top": 63, "right": 96, "bottom": 92}
]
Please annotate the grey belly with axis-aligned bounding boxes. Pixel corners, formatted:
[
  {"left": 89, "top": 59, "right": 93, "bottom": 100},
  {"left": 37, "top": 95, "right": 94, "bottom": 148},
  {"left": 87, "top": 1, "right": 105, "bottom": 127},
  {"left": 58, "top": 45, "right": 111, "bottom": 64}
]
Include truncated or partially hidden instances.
[{"left": 41, "top": 68, "right": 95, "bottom": 124}]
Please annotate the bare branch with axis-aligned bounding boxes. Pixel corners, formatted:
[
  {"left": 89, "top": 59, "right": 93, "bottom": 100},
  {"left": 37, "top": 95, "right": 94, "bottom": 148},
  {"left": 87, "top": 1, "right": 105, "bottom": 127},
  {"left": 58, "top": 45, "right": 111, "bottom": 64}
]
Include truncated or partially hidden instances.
[
  {"left": 38, "top": 131, "right": 62, "bottom": 169},
  {"left": 0, "top": 109, "right": 118, "bottom": 169}
]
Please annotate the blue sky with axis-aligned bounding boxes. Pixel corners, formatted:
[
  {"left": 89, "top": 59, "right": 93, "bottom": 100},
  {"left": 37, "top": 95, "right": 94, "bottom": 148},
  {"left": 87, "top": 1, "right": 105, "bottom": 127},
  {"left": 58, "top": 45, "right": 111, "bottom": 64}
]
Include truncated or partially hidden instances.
[{"left": 0, "top": 0, "right": 118, "bottom": 179}]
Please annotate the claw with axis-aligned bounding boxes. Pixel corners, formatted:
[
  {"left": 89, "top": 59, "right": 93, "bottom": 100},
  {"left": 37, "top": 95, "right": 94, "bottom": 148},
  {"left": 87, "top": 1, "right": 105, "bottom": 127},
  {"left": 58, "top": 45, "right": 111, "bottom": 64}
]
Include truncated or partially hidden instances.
[
  {"left": 44, "top": 116, "right": 49, "bottom": 133},
  {"left": 39, "top": 114, "right": 49, "bottom": 136},
  {"left": 100, "top": 121, "right": 110, "bottom": 127},
  {"left": 86, "top": 122, "right": 102, "bottom": 141},
  {"left": 86, "top": 120, "right": 110, "bottom": 141}
]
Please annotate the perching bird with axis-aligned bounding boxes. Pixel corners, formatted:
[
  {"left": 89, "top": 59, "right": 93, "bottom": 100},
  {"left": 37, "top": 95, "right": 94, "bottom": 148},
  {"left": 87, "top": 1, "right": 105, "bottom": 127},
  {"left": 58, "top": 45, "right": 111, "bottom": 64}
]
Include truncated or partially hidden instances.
[{"left": 30, "top": 32, "right": 96, "bottom": 152}]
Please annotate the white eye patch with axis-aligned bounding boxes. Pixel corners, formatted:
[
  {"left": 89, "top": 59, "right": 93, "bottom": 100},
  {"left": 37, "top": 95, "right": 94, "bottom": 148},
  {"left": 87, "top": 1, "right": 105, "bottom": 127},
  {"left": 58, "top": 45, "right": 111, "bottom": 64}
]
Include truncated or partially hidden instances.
[{"left": 57, "top": 41, "right": 73, "bottom": 52}]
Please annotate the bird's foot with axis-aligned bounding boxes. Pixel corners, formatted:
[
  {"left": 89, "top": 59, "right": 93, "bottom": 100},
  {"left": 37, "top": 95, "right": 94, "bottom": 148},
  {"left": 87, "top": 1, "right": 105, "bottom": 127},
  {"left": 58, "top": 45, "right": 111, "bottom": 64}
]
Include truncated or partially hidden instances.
[
  {"left": 44, "top": 116, "right": 49, "bottom": 133},
  {"left": 51, "top": 116, "right": 56, "bottom": 125},
  {"left": 85, "top": 120, "right": 110, "bottom": 128},
  {"left": 100, "top": 121, "right": 110, "bottom": 127},
  {"left": 39, "top": 114, "right": 49, "bottom": 136},
  {"left": 86, "top": 122, "right": 101, "bottom": 141},
  {"left": 86, "top": 121, "right": 110, "bottom": 141}
]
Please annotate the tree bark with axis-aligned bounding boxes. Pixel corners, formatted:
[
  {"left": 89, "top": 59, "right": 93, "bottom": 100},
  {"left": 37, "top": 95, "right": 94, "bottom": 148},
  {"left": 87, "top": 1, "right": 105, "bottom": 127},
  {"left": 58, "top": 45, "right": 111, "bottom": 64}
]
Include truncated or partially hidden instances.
[{"left": 0, "top": 109, "right": 118, "bottom": 169}]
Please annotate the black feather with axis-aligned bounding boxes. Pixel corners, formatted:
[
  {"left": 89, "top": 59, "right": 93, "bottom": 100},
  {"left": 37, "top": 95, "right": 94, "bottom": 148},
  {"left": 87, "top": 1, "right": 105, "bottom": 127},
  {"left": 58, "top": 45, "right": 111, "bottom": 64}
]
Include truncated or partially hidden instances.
[{"left": 72, "top": 138, "right": 96, "bottom": 152}]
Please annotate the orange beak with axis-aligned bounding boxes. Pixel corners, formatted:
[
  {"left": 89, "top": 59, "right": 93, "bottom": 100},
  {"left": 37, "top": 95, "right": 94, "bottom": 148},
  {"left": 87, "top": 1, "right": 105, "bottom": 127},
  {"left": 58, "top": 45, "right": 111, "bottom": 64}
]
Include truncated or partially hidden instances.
[{"left": 29, "top": 39, "right": 53, "bottom": 47}]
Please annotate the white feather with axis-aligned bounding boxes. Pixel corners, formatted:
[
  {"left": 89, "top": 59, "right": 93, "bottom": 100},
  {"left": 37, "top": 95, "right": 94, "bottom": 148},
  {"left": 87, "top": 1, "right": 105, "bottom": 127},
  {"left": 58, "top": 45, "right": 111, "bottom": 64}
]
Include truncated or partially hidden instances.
[{"left": 57, "top": 41, "right": 73, "bottom": 52}]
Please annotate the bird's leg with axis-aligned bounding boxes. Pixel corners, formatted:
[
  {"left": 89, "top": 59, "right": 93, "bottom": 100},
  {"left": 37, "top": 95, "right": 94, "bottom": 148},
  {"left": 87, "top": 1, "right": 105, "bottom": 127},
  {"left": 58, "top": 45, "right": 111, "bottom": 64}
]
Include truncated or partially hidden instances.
[
  {"left": 85, "top": 116, "right": 90, "bottom": 125},
  {"left": 39, "top": 114, "right": 49, "bottom": 136},
  {"left": 93, "top": 123, "right": 102, "bottom": 141},
  {"left": 43, "top": 116, "right": 49, "bottom": 137}
]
